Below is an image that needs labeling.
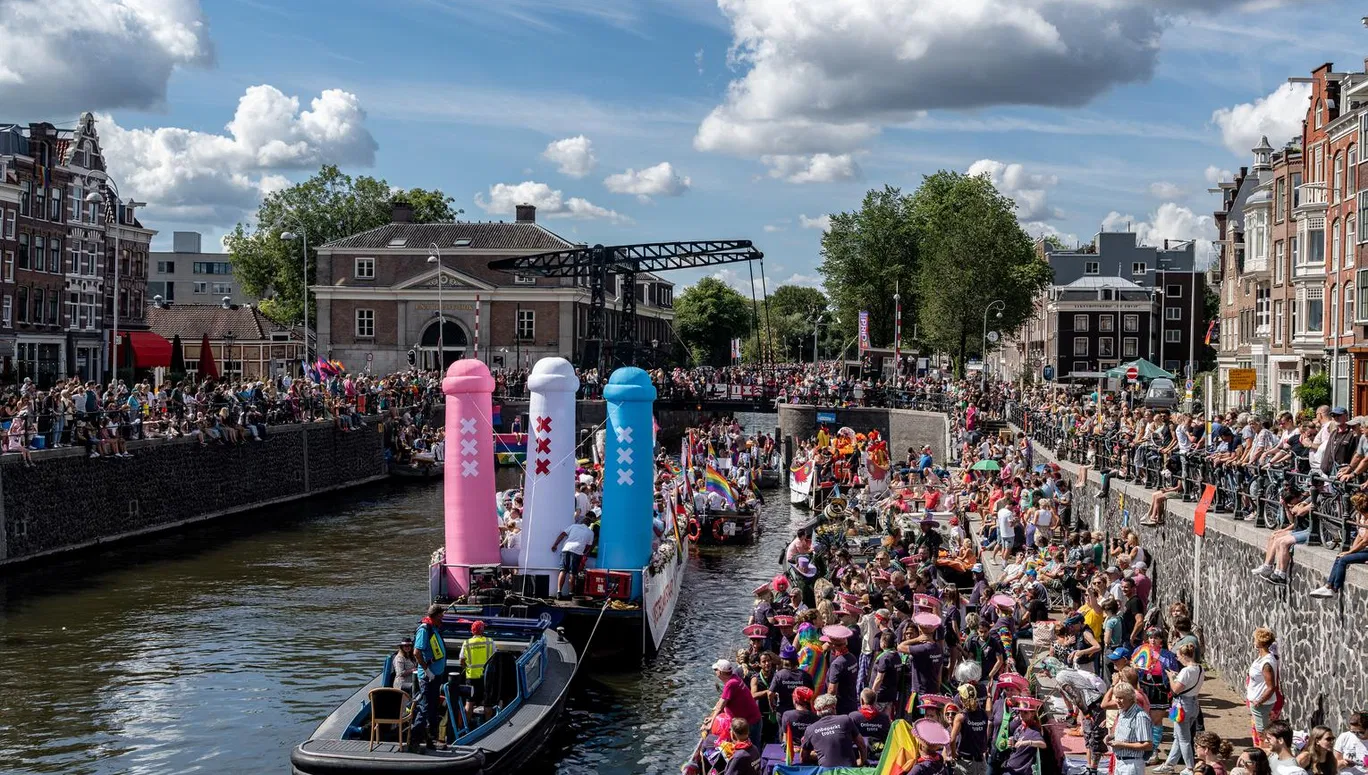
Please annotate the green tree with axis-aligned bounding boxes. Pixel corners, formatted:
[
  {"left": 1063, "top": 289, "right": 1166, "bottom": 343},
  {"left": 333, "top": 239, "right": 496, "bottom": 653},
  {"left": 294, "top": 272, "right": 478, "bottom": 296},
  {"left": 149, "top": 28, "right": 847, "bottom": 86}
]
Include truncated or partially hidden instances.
[
  {"left": 1041, "top": 234, "right": 1067, "bottom": 252},
  {"left": 225, "top": 165, "right": 461, "bottom": 325},
  {"left": 910, "top": 171, "right": 1053, "bottom": 376},
  {"left": 1295, "top": 371, "right": 1331, "bottom": 410},
  {"left": 759, "top": 284, "right": 830, "bottom": 361},
  {"left": 674, "top": 277, "right": 753, "bottom": 366},
  {"left": 817, "top": 186, "right": 919, "bottom": 347}
]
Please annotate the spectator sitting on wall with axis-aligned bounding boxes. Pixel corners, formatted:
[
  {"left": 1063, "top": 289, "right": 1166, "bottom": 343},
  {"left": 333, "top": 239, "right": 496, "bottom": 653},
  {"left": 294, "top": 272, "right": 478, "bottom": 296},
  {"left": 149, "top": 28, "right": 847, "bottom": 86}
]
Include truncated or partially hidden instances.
[
  {"left": 1309, "top": 492, "right": 1368, "bottom": 599},
  {"left": 3, "top": 409, "right": 36, "bottom": 468},
  {"left": 1250, "top": 485, "right": 1315, "bottom": 585}
]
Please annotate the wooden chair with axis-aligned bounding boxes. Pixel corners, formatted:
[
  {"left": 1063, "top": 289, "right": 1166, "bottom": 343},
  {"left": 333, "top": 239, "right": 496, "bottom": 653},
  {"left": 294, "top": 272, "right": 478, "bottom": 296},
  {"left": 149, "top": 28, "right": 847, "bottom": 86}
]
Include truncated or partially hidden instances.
[{"left": 367, "top": 687, "right": 411, "bottom": 751}]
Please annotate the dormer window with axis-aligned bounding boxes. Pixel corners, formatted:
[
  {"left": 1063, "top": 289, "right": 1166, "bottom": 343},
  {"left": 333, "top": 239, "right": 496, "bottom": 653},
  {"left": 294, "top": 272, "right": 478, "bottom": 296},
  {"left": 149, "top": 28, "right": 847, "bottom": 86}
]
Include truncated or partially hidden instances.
[{"left": 387, "top": 236, "right": 407, "bottom": 247}]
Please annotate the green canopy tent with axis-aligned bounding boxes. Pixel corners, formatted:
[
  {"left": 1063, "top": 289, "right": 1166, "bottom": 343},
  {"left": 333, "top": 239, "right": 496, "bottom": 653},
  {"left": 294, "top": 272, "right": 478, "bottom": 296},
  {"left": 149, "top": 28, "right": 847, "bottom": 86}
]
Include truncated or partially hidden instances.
[{"left": 1105, "top": 358, "right": 1173, "bottom": 382}]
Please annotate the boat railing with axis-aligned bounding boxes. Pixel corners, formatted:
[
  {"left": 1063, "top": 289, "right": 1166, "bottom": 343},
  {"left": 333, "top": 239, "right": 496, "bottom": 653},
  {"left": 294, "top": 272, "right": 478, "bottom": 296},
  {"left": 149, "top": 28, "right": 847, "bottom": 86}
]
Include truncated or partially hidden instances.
[{"left": 449, "top": 637, "right": 548, "bottom": 746}]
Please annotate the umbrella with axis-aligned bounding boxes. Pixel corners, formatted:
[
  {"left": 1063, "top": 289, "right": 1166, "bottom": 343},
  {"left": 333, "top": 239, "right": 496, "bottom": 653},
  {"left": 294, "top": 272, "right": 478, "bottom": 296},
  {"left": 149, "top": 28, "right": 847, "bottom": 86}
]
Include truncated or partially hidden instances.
[
  {"left": 1105, "top": 358, "right": 1173, "bottom": 381},
  {"left": 970, "top": 459, "right": 1000, "bottom": 471},
  {"left": 198, "top": 332, "right": 219, "bottom": 379},
  {"left": 169, "top": 334, "right": 186, "bottom": 380}
]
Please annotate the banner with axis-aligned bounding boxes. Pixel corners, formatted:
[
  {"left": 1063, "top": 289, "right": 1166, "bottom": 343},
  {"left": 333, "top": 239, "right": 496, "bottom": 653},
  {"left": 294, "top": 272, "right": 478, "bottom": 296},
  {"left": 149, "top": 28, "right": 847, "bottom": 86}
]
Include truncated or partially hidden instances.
[
  {"left": 858, "top": 310, "right": 870, "bottom": 352},
  {"left": 731, "top": 337, "right": 742, "bottom": 361}
]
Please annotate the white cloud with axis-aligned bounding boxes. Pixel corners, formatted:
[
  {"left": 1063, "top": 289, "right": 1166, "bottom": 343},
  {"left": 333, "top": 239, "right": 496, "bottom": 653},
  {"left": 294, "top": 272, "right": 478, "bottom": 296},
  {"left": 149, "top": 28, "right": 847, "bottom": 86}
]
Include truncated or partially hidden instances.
[
  {"left": 475, "top": 180, "right": 630, "bottom": 223},
  {"left": 100, "top": 85, "right": 377, "bottom": 224},
  {"left": 1101, "top": 202, "right": 1217, "bottom": 265},
  {"left": 1022, "top": 221, "right": 1080, "bottom": 249},
  {"left": 799, "top": 214, "right": 832, "bottom": 231},
  {"left": 695, "top": 48, "right": 705, "bottom": 74},
  {"left": 603, "top": 161, "right": 691, "bottom": 200},
  {"left": 1149, "top": 181, "right": 1185, "bottom": 199},
  {"left": 711, "top": 267, "right": 765, "bottom": 297},
  {"left": 696, "top": 0, "right": 1251, "bottom": 159},
  {"left": 541, "top": 135, "right": 598, "bottom": 178},
  {"left": 763, "top": 224, "right": 783, "bottom": 232},
  {"left": 1204, "top": 165, "right": 1233, "bottom": 184},
  {"left": 967, "top": 159, "right": 1061, "bottom": 221},
  {"left": 1211, "top": 81, "right": 1309, "bottom": 156},
  {"left": 762, "top": 153, "right": 861, "bottom": 184},
  {"left": 0, "top": 0, "right": 214, "bottom": 116},
  {"left": 780, "top": 272, "right": 824, "bottom": 289}
]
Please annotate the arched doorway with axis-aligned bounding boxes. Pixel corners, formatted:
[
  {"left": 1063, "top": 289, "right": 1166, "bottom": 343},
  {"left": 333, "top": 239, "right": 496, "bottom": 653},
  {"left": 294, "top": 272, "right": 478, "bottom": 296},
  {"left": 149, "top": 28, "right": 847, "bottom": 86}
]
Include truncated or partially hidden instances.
[{"left": 419, "top": 319, "right": 469, "bottom": 369}]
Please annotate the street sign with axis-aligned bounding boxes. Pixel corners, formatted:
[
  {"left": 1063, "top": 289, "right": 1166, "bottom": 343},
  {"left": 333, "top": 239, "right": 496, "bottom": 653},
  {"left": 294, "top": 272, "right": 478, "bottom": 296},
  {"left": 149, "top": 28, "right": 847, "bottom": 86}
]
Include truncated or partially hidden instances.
[
  {"left": 1185, "top": 378, "right": 1194, "bottom": 392},
  {"left": 366, "top": 352, "right": 374, "bottom": 362},
  {"left": 1042, "top": 365, "right": 1055, "bottom": 381},
  {"left": 1126, "top": 365, "right": 1139, "bottom": 383},
  {"left": 1228, "top": 368, "right": 1257, "bottom": 391}
]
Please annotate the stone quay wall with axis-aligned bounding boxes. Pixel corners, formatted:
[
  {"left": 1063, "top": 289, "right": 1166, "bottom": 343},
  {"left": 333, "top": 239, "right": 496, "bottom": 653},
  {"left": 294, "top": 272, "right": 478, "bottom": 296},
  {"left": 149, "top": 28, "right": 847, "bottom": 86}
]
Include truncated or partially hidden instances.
[
  {"left": 776, "top": 404, "right": 949, "bottom": 464},
  {"left": 1025, "top": 434, "right": 1368, "bottom": 731},
  {"left": 0, "top": 421, "right": 387, "bottom": 567}
]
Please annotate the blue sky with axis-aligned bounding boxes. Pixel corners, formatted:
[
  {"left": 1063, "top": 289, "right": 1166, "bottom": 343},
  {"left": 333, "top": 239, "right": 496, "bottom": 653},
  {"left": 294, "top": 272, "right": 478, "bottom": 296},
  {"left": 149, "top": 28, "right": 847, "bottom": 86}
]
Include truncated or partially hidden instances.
[{"left": 4, "top": 0, "right": 1366, "bottom": 291}]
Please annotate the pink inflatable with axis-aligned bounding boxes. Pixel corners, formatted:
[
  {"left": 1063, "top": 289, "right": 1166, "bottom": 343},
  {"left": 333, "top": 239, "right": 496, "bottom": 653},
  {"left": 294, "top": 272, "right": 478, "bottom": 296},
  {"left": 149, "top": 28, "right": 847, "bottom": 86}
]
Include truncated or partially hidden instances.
[{"left": 442, "top": 359, "right": 501, "bottom": 595}]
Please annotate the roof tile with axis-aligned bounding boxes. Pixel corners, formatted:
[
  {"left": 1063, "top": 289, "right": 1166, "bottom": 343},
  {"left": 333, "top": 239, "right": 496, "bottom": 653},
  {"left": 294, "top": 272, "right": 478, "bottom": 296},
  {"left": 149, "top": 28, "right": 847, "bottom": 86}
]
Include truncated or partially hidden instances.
[{"left": 318, "top": 222, "right": 577, "bottom": 252}]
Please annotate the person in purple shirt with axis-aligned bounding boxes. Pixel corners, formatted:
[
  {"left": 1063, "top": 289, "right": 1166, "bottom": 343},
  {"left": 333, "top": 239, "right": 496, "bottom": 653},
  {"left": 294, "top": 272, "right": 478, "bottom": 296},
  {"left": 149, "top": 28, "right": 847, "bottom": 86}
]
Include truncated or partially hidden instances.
[
  {"left": 899, "top": 612, "right": 946, "bottom": 694},
  {"left": 908, "top": 718, "right": 952, "bottom": 775},
  {"left": 705, "top": 660, "right": 763, "bottom": 748},
  {"left": 871, "top": 632, "right": 905, "bottom": 709},
  {"left": 721, "top": 717, "right": 761, "bottom": 775},
  {"left": 849, "top": 688, "right": 892, "bottom": 752},
  {"left": 801, "top": 694, "right": 867, "bottom": 767},
  {"left": 1001, "top": 697, "right": 1049, "bottom": 775},
  {"left": 780, "top": 686, "right": 819, "bottom": 742},
  {"left": 824, "top": 625, "right": 860, "bottom": 714},
  {"left": 772, "top": 645, "right": 812, "bottom": 716}
]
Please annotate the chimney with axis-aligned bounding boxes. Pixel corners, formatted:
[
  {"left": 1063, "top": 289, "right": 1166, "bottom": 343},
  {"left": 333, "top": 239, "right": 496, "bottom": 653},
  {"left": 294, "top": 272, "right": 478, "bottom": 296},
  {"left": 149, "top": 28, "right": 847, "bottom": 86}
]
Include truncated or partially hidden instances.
[
  {"left": 391, "top": 199, "right": 414, "bottom": 223},
  {"left": 515, "top": 204, "right": 536, "bottom": 223}
]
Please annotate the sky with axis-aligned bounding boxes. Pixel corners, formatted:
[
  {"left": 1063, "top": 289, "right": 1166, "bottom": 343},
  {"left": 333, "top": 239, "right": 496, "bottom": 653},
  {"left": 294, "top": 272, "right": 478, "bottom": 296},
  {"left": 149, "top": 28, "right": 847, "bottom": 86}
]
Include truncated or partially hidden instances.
[{"left": 2, "top": 0, "right": 1366, "bottom": 293}]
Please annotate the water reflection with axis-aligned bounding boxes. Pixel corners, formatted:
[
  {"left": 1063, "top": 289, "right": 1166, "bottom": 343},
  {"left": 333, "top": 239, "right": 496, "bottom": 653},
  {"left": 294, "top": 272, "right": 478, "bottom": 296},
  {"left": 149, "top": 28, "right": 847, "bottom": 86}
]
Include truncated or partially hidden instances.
[{"left": 0, "top": 413, "right": 794, "bottom": 774}]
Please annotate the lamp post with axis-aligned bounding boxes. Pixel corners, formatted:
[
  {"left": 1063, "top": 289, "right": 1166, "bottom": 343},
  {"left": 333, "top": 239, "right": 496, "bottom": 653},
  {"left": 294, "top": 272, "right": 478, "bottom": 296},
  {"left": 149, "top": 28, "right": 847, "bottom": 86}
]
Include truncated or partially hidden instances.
[
  {"left": 223, "top": 330, "right": 236, "bottom": 379},
  {"left": 87, "top": 187, "right": 146, "bottom": 384},
  {"left": 279, "top": 221, "right": 310, "bottom": 364},
  {"left": 1155, "top": 288, "right": 1166, "bottom": 372},
  {"left": 426, "top": 244, "right": 445, "bottom": 369},
  {"left": 981, "top": 299, "right": 1005, "bottom": 388},
  {"left": 651, "top": 337, "right": 660, "bottom": 367}
]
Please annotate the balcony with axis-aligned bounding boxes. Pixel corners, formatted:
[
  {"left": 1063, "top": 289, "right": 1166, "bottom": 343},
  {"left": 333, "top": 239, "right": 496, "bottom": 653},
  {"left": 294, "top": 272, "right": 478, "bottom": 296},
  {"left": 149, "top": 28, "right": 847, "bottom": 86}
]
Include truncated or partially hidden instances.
[{"left": 1295, "top": 182, "right": 1327, "bottom": 215}]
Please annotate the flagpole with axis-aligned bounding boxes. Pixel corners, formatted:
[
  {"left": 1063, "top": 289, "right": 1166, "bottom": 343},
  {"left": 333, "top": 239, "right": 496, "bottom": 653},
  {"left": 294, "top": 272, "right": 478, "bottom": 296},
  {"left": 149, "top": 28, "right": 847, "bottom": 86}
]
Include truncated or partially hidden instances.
[{"left": 894, "top": 280, "right": 902, "bottom": 379}]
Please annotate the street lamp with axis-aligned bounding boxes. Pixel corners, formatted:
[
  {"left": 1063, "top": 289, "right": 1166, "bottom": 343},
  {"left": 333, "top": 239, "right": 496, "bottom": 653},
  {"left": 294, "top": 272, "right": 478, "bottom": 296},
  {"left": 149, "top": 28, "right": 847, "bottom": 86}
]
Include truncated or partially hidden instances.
[
  {"left": 427, "top": 243, "right": 444, "bottom": 368},
  {"left": 1154, "top": 288, "right": 1166, "bottom": 371},
  {"left": 87, "top": 187, "right": 146, "bottom": 383},
  {"left": 223, "top": 330, "right": 236, "bottom": 379},
  {"left": 278, "top": 221, "right": 310, "bottom": 364},
  {"left": 982, "top": 299, "right": 1006, "bottom": 388}
]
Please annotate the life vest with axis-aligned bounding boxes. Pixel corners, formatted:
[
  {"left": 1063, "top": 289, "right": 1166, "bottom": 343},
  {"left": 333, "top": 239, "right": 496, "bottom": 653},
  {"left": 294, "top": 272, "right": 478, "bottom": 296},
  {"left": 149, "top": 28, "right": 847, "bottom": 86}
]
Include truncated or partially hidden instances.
[{"left": 462, "top": 635, "right": 495, "bottom": 679}]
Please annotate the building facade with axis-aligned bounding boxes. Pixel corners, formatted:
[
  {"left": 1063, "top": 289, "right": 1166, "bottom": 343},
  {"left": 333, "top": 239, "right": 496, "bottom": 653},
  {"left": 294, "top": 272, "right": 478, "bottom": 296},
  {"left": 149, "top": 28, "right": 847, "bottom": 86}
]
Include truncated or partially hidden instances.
[
  {"left": 0, "top": 113, "right": 153, "bottom": 386},
  {"left": 146, "top": 300, "right": 304, "bottom": 381},
  {"left": 150, "top": 231, "right": 249, "bottom": 306},
  {"left": 1017, "top": 232, "right": 1208, "bottom": 382},
  {"left": 1267, "top": 141, "right": 1304, "bottom": 411},
  {"left": 313, "top": 203, "right": 676, "bottom": 374}
]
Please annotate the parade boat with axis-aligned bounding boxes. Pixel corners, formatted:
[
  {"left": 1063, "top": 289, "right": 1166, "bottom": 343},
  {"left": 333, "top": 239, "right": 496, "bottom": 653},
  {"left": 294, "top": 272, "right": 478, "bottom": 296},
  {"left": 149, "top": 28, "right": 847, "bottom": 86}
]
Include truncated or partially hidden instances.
[
  {"left": 690, "top": 503, "right": 760, "bottom": 546},
  {"left": 429, "top": 359, "right": 687, "bottom": 662},
  {"left": 388, "top": 460, "right": 444, "bottom": 481},
  {"left": 290, "top": 616, "right": 575, "bottom": 775}
]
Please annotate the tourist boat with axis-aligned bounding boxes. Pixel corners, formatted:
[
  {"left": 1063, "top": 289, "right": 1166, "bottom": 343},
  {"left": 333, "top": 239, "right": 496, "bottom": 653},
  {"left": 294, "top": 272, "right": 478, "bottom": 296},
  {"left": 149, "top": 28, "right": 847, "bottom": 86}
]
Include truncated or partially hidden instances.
[
  {"left": 757, "top": 463, "right": 782, "bottom": 489},
  {"left": 290, "top": 616, "right": 575, "bottom": 775}
]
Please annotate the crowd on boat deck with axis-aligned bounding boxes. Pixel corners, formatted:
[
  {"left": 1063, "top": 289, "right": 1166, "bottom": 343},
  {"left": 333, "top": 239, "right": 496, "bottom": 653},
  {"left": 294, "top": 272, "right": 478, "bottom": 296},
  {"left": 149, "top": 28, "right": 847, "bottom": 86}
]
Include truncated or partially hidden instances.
[{"left": 689, "top": 381, "right": 1368, "bottom": 775}]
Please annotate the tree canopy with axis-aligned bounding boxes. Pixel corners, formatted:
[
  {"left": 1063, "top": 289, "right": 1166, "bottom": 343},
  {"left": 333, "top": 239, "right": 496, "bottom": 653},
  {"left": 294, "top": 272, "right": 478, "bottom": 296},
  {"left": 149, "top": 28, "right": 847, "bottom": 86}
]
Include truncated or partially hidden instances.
[
  {"left": 817, "top": 186, "right": 918, "bottom": 347},
  {"left": 674, "top": 277, "right": 753, "bottom": 366},
  {"left": 225, "top": 165, "right": 460, "bottom": 325}
]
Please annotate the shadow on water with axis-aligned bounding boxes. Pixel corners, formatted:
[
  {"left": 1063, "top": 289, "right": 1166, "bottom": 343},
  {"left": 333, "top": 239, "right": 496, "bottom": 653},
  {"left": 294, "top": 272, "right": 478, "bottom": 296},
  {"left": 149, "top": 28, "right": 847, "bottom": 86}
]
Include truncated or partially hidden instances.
[{"left": 0, "top": 412, "right": 792, "bottom": 775}]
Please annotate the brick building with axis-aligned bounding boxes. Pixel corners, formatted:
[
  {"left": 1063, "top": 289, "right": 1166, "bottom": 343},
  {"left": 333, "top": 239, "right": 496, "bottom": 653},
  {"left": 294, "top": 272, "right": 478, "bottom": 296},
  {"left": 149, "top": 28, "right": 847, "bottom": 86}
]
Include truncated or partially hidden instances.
[
  {"left": 0, "top": 159, "right": 17, "bottom": 364},
  {"left": 313, "top": 203, "right": 676, "bottom": 374},
  {"left": 0, "top": 113, "right": 153, "bottom": 385},
  {"left": 1267, "top": 141, "right": 1304, "bottom": 410}
]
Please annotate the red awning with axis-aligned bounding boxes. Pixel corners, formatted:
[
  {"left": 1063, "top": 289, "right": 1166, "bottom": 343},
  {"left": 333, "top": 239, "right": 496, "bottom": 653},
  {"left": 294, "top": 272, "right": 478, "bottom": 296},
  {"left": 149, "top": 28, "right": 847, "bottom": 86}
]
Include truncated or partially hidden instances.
[{"left": 120, "top": 331, "right": 173, "bottom": 368}]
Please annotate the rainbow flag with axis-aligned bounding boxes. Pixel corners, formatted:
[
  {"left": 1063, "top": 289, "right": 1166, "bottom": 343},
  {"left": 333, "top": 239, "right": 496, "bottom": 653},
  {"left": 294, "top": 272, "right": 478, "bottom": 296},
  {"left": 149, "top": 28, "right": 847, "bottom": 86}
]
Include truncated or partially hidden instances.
[
  {"left": 1131, "top": 642, "right": 1164, "bottom": 676},
  {"left": 705, "top": 464, "right": 737, "bottom": 510},
  {"left": 784, "top": 722, "right": 794, "bottom": 765},
  {"left": 1204, "top": 319, "right": 1217, "bottom": 345},
  {"left": 876, "top": 720, "right": 921, "bottom": 775}
]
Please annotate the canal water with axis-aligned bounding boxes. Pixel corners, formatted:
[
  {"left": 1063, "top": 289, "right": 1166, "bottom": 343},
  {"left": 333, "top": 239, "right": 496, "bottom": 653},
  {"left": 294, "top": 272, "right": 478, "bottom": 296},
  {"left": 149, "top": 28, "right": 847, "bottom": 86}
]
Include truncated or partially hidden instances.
[{"left": 0, "top": 412, "right": 798, "bottom": 774}]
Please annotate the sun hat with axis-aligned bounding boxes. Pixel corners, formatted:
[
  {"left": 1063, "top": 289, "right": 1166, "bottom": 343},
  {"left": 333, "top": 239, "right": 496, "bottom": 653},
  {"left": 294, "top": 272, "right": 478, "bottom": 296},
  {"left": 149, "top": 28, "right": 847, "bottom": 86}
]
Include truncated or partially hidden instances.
[
  {"left": 913, "top": 612, "right": 941, "bottom": 629},
  {"left": 794, "top": 556, "right": 818, "bottom": 578},
  {"left": 990, "top": 593, "right": 1017, "bottom": 610},
  {"left": 773, "top": 615, "right": 795, "bottom": 627},
  {"left": 914, "top": 718, "right": 951, "bottom": 747},
  {"left": 742, "top": 624, "right": 768, "bottom": 639},
  {"left": 779, "top": 645, "right": 798, "bottom": 661},
  {"left": 821, "top": 624, "right": 854, "bottom": 640}
]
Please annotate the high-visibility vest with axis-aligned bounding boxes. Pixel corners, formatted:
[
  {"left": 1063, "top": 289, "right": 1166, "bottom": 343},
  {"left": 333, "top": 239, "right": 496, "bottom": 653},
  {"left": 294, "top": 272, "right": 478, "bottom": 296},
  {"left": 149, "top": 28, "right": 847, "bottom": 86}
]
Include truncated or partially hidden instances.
[{"left": 462, "top": 635, "right": 495, "bottom": 679}]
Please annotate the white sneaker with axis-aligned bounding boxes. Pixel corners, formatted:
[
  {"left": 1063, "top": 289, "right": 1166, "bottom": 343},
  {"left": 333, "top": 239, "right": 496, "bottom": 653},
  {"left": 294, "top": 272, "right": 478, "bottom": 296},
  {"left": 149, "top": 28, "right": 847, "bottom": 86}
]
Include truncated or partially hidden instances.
[
  {"left": 1252, "top": 564, "right": 1272, "bottom": 576},
  {"left": 1269, "top": 571, "right": 1288, "bottom": 584},
  {"left": 89, "top": 452, "right": 100, "bottom": 459},
  {"left": 1309, "top": 585, "right": 1337, "bottom": 598}
]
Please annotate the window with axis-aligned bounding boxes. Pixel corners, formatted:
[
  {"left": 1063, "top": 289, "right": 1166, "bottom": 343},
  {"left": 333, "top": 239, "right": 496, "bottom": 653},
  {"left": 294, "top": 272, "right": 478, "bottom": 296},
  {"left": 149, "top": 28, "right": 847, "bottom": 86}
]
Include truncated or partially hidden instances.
[
  {"left": 1335, "top": 153, "right": 1344, "bottom": 201},
  {"left": 1098, "top": 314, "right": 1114, "bottom": 332},
  {"left": 1122, "top": 337, "right": 1139, "bottom": 358},
  {"left": 1165, "top": 329, "right": 1181, "bottom": 343},
  {"left": 18, "top": 181, "right": 29, "bottom": 216},
  {"left": 212, "top": 282, "right": 232, "bottom": 295},
  {"left": 1332, "top": 219, "right": 1341, "bottom": 269},
  {"left": 157, "top": 261, "right": 175, "bottom": 274},
  {"left": 48, "top": 237, "right": 60, "bottom": 273},
  {"left": 3, "top": 209, "right": 12, "bottom": 239},
  {"left": 1308, "top": 287, "right": 1324, "bottom": 332},
  {"left": 16, "top": 233, "right": 26, "bottom": 270},
  {"left": 2, "top": 251, "right": 10, "bottom": 282},
  {"left": 1275, "top": 300, "right": 1284, "bottom": 344},
  {"left": 517, "top": 308, "right": 535, "bottom": 340},
  {"left": 354, "top": 257, "right": 375, "bottom": 279},
  {"left": 1098, "top": 338, "right": 1114, "bottom": 358},
  {"left": 1351, "top": 147, "right": 1358, "bottom": 193},
  {"left": 48, "top": 187, "right": 62, "bottom": 221},
  {"left": 192, "top": 261, "right": 232, "bottom": 274},
  {"left": 1275, "top": 241, "right": 1285, "bottom": 284},
  {"left": 16, "top": 287, "right": 26, "bottom": 323},
  {"left": 513, "top": 274, "right": 537, "bottom": 285},
  {"left": 1275, "top": 178, "right": 1286, "bottom": 223},
  {"left": 1, "top": 295, "right": 9, "bottom": 328},
  {"left": 1073, "top": 314, "right": 1089, "bottom": 332},
  {"left": 387, "top": 236, "right": 408, "bottom": 247},
  {"left": 1292, "top": 235, "right": 1300, "bottom": 266},
  {"left": 193, "top": 281, "right": 207, "bottom": 293},
  {"left": 33, "top": 236, "right": 43, "bottom": 272},
  {"left": 1360, "top": 270, "right": 1368, "bottom": 322},
  {"left": 1308, "top": 227, "right": 1324, "bottom": 264},
  {"left": 1072, "top": 360, "right": 1089, "bottom": 373},
  {"left": 1084, "top": 261, "right": 1100, "bottom": 275},
  {"left": 47, "top": 291, "right": 57, "bottom": 324},
  {"left": 1072, "top": 337, "right": 1088, "bottom": 356},
  {"left": 1165, "top": 307, "right": 1182, "bottom": 321},
  {"left": 1317, "top": 101, "right": 1324, "bottom": 128},
  {"left": 1292, "top": 295, "right": 1300, "bottom": 334},
  {"left": 355, "top": 308, "right": 375, "bottom": 338},
  {"left": 1166, "top": 284, "right": 1182, "bottom": 298},
  {"left": 1348, "top": 218, "right": 1356, "bottom": 267},
  {"left": 1123, "top": 314, "right": 1139, "bottom": 332},
  {"left": 1344, "top": 283, "right": 1354, "bottom": 330},
  {"left": 453, "top": 238, "right": 472, "bottom": 247},
  {"left": 1132, "top": 262, "right": 1147, "bottom": 276},
  {"left": 34, "top": 185, "right": 45, "bottom": 220},
  {"left": 32, "top": 288, "right": 42, "bottom": 323}
]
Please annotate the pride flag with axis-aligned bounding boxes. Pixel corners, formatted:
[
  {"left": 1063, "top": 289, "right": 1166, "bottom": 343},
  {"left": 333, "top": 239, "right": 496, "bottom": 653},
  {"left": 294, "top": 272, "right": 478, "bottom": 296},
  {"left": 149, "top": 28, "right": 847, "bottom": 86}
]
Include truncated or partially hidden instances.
[
  {"left": 705, "top": 464, "right": 737, "bottom": 510},
  {"left": 1204, "top": 319, "right": 1217, "bottom": 345}
]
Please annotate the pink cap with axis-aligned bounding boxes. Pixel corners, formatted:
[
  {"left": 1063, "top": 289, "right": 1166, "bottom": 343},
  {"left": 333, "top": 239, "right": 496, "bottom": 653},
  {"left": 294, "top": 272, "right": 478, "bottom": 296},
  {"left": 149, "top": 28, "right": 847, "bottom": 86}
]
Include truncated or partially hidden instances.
[{"left": 914, "top": 718, "right": 951, "bottom": 746}]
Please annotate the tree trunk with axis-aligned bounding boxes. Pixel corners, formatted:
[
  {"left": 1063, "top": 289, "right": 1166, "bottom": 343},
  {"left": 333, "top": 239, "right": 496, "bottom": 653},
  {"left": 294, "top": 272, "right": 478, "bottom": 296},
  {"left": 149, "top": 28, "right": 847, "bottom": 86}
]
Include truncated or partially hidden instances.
[{"left": 956, "top": 326, "right": 968, "bottom": 380}]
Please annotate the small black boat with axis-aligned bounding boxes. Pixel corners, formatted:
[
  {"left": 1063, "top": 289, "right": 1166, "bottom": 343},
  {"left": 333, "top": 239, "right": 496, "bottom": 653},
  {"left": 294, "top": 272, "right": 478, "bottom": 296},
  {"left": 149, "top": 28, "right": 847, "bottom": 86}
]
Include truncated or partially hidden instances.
[
  {"left": 291, "top": 616, "right": 575, "bottom": 774},
  {"left": 388, "top": 460, "right": 444, "bottom": 481},
  {"left": 691, "top": 506, "right": 760, "bottom": 546}
]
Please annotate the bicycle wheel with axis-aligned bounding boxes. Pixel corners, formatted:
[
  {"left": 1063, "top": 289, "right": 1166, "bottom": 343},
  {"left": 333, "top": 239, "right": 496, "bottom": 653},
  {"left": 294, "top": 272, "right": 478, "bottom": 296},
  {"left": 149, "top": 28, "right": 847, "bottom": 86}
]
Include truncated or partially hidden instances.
[{"left": 1317, "top": 496, "right": 1346, "bottom": 551}]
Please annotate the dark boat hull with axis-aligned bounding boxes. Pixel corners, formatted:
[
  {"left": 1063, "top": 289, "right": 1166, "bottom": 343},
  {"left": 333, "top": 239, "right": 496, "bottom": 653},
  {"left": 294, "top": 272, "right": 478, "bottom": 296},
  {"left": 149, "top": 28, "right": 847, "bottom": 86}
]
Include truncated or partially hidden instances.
[{"left": 695, "top": 509, "right": 759, "bottom": 546}]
